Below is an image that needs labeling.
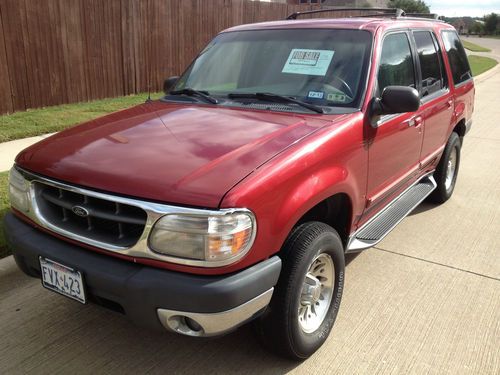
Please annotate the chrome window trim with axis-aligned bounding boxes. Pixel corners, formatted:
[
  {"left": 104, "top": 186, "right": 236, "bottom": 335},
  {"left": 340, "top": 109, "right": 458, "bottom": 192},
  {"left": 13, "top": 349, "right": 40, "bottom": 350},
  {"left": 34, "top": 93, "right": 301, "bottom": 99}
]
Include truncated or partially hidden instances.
[
  {"left": 15, "top": 167, "right": 257, "bottom": 268},
  {"left": 420, "top": 87, "right": 450, "bottom": 104},
  {"left": 453, "top": 76, "right": 474, "bottom": 88}
]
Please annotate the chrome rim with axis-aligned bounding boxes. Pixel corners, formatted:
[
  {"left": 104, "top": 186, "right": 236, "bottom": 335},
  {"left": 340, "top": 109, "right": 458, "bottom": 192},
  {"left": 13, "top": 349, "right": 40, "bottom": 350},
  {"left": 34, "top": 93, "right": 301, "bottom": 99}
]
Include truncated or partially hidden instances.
[
  {"left": 445, "top": 148, "right": 457, "bottom": 191},
  {"left": 298, "top": 253, "right": 335, "bottom": 333}
]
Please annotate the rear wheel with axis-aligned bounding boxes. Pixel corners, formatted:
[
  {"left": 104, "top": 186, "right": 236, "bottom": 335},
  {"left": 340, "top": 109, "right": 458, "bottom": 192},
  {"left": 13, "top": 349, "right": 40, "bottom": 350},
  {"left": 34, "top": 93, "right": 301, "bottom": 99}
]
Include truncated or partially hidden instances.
[
  {"left": 428, "top": 132, "right": 461, "bottom": 204},
  {"left": 254, "top": 222, "right": 345, "bottom": 360}
]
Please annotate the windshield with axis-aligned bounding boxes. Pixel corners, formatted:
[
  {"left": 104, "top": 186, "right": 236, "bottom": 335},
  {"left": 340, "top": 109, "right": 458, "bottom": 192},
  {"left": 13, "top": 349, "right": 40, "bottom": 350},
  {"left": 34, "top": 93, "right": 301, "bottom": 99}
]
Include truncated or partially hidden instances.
[{"left": 173, "top": 29, "right": 372, "bottom": 111}]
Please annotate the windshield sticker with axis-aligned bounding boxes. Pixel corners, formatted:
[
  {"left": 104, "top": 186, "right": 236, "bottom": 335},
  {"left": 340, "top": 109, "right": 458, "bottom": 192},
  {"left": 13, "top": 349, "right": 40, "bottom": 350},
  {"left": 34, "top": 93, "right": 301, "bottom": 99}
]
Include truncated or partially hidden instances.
[
  {"left": 308, "top": 91, "right": 324, "bottom": 99},
  {"left": 282, "top": 49, "right": 335, "bottom": 76},
  {"left": 327, "top": 93, "right": 347, "bottom": 102}
]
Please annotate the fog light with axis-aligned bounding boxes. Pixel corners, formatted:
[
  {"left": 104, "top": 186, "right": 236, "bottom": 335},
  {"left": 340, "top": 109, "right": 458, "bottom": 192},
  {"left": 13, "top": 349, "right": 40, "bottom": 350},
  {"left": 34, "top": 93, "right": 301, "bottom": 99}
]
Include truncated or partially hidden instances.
[{"left": 185, "top": 317, "right": 203, "bottom": 332}]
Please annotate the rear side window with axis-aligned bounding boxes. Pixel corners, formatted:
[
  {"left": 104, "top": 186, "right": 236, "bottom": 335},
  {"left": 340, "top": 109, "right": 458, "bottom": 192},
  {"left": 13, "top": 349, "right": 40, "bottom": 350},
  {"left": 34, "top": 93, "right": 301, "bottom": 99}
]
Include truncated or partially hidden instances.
[
  {"left": 378, "top": 33, "right": 415, "bottom": 94},
  {"left": 441, "top": 31, "right": 472, "bottom": 84},
  {"left": 413, "top": 31, "right": 446, "bottom": 97}
]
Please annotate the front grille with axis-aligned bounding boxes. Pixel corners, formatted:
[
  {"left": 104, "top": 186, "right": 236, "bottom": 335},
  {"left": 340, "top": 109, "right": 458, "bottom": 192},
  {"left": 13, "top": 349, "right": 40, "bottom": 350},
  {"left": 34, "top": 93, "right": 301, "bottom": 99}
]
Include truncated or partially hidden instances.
[{"left": 33, "top": 182, "right": 147, "bottom": 248}]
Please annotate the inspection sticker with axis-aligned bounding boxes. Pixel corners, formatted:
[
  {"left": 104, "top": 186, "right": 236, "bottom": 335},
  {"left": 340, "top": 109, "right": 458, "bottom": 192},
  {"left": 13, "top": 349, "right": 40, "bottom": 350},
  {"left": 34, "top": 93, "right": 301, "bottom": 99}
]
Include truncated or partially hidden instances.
[
  {"left": 282, "top": 49, "right": 334, "bottom": 76},
  {"left": 327, "top": 93, "right": 347, "bottom": 102},
  {"left": 308, "top": 91, "right": 324, "bottom": 99}
]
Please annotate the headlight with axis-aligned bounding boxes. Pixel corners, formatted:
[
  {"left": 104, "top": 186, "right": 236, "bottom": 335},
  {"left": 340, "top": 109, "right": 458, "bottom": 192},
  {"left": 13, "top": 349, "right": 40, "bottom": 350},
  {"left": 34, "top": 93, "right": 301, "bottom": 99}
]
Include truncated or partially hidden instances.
[
  {"left": 8, "top": 167, "right": 30, "bottom": 213},
  {"left": 149, "top": 211, "right": 256, "bottom": 265}
]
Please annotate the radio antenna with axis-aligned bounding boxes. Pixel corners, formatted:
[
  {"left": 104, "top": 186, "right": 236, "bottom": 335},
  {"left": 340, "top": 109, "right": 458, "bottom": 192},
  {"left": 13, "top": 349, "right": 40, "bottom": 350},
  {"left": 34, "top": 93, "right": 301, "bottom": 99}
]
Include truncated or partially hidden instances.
[{"left": 145, "top": 0, "right": 152, "bottom": 103}]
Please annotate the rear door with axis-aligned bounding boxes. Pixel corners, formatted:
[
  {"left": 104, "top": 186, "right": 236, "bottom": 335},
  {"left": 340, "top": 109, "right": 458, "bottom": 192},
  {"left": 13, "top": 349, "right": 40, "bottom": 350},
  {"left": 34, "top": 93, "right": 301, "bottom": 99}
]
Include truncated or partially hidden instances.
[
  {"left": 365, "top": 31, "right": 424, "bottom": 211},
  {"left": 441, "top": 30, "right": 475, "bottom": 134},
  {"left": 411, "top": 29, "right": 454, "bottom": 167}
]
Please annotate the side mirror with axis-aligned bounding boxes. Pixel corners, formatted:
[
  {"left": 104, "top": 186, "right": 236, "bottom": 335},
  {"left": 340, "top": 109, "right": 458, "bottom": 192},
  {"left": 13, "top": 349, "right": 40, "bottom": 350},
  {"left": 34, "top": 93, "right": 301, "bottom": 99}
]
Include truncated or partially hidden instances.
[
  {"left": 163, "top": 76, "right": 180, "bottom": 94},
  {"left": 371, "top": 86, "right": 420, "bottom": 120}
]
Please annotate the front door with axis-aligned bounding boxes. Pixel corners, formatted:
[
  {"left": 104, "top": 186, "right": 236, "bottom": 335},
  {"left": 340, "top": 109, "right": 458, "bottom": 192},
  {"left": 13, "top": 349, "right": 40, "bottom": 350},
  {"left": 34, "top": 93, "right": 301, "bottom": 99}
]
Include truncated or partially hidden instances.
[{"left": 365, "top": 31, "right": 424, "bottom": 214}]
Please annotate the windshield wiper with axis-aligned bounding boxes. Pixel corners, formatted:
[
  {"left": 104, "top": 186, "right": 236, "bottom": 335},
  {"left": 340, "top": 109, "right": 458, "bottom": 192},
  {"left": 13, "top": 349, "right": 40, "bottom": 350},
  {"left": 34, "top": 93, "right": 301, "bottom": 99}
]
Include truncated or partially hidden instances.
[
  {"left": 170, "top": 88, "right": 218, "bottom": 104},
  {"left": 227, "top": 92, "right": 324, "bottom": 114}
]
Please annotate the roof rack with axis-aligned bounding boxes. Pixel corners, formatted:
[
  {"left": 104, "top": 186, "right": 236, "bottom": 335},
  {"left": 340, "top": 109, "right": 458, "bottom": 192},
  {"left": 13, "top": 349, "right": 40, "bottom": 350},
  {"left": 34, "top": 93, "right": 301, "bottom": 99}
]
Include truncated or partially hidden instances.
[
  {"left": 285, "top": 7, "right": 443, "bottom": 22},
  {"left": 405, "top": 13, "right": 442, "bottom": 20},
  {"left": 285, "top": 7, "right": 405, "bottom": 20}
]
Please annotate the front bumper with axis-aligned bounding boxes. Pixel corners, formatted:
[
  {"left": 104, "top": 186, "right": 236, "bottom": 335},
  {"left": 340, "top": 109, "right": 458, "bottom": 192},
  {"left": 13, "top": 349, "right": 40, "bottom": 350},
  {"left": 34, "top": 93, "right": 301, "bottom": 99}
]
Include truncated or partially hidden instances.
[{"left": 4, "top": 212, "right": 281, "bottom": 336}]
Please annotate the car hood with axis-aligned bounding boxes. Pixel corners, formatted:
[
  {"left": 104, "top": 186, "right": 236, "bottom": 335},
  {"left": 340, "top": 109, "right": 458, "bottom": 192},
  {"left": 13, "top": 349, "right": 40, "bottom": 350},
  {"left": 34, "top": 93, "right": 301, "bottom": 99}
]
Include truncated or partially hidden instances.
[{"left": 16, "top": 102, "right": 340, "bottom": 208}]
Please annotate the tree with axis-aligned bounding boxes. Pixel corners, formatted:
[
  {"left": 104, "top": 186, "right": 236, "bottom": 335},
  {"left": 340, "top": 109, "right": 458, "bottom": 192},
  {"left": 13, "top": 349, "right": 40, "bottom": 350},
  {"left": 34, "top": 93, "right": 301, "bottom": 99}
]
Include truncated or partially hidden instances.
[
  {"left": 358, "top": 1, "right": 373, "bottom": 7},
  {"left": 470, "top": 22, "right": 485, "bottom": 36},
  {"left": 484, "top": 13, "right": 499, "bottom": 35},
  {"left": 387, "top": 0, "right": 430, "bottom": 14}
]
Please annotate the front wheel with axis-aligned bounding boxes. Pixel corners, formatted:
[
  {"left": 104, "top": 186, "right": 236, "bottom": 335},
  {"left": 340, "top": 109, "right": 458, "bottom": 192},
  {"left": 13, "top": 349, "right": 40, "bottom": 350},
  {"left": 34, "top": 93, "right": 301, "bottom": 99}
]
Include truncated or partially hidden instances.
[
  {"left": 428, "top": 132, "right": 461, "bottom": 204},
  {"left": 254, "top": 222, "right": 345, "bottom": 360}
]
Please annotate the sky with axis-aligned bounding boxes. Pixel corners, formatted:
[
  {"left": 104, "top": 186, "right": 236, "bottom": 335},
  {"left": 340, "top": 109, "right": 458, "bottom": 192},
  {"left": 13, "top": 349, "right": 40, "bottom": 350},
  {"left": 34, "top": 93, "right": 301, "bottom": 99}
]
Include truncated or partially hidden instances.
[{"left": 426, "top": 0, "right": 500, "bottom": 17}]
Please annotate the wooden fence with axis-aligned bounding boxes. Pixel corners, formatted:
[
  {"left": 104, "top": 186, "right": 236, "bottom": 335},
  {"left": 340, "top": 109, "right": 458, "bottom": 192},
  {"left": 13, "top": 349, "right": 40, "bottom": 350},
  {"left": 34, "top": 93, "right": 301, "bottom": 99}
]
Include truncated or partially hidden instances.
[{"left": 0, "top": 0, "right": 367, "bottom": 114}]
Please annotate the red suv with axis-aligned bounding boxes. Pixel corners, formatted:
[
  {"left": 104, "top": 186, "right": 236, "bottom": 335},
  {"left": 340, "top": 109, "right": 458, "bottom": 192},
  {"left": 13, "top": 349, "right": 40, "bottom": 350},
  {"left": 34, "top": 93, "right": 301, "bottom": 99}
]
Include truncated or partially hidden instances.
[{"left": 5, "top": 9, "right": 474, "bottom": 359}]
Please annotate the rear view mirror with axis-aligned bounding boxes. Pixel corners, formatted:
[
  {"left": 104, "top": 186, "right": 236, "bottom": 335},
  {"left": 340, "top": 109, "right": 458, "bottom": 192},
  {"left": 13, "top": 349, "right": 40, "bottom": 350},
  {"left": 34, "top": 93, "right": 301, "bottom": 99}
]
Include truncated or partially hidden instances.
[
  {"left": 163, "top": 76, "right": 180, "bottom": 94},
  {"left": 370, "top": 86, "right": 420, "bottom": 121}
]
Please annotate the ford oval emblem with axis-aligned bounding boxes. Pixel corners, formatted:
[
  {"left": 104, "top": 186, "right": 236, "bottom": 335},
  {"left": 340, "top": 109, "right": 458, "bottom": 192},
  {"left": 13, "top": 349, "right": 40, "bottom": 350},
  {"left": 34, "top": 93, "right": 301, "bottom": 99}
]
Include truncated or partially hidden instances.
[{"left": 72, "top": 205, "right": 89, "bottom": 218}]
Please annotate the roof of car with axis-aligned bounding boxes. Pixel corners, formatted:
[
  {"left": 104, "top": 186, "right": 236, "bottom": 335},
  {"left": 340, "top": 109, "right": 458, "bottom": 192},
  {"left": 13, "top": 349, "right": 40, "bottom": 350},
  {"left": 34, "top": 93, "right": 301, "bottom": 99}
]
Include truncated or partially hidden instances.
[{"left": 223, "top": 17, "right": 456, "bottom": 34}]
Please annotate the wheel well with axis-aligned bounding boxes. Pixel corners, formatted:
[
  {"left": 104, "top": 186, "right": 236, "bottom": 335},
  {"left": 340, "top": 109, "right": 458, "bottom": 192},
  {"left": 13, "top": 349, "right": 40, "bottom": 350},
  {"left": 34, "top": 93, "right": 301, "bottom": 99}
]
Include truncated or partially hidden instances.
[
  {"left": 295, "top": 194, "right": 351, "bottom": 247},
  {"left": 453, "top": 120, "right": 466, "bottom": 141}
]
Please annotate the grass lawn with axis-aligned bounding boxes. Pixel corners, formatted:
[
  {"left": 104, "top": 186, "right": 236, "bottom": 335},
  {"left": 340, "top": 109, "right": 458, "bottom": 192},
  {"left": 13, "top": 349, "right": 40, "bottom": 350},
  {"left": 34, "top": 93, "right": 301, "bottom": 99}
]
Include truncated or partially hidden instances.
[
  {"left": 461, "top": 39, "right": 491, "bottom": 52},
  {"left": 0, "top": 171, "right": 10, "bottom": 258},
  {"left": 468, "top": 55, "right": 498, "bottom": 76},
  {"left": 0, "top": 92, "right": 161, "bottom": 143}
]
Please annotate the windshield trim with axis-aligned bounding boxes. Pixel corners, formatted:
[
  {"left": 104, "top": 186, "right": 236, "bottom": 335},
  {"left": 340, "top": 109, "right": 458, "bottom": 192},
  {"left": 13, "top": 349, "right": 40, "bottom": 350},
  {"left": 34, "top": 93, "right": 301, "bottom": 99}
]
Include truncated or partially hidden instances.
[{"left": 159, "top": 95, "right": 362, "bottom": 115}]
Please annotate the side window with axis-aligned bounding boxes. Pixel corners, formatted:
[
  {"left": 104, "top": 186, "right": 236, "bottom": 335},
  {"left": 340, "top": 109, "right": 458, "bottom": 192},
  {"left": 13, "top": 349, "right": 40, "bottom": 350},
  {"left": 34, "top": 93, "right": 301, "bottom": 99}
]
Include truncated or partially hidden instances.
[
  {"left": 441, "top": 30, "right": 472, "bottom": 84},
  {"left": 413, "top": 31, "right": 445, "bottom": 97},
  {"left": 378, "top": 33, "right": 415, "bottom": 94}
]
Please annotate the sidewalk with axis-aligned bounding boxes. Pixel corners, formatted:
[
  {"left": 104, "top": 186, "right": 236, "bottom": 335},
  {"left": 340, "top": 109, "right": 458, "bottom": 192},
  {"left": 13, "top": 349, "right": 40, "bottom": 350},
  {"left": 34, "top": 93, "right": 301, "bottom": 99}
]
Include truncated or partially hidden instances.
[
  {"left": 462, "top": 36, "right": 500, "bottom": 61},
  {"left": 0, "top": 133, "right": 54, "bottom": 172}
]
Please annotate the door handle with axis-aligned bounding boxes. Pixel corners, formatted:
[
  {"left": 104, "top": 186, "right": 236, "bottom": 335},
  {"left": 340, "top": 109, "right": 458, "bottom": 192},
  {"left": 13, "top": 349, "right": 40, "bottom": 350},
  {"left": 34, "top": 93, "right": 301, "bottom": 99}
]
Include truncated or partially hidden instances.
[
  {"left": 406, "top": 116, "right": 423, "bottom": 128},
  {"left": 446, "top": 99, "right": 453, "bottom": 108}
]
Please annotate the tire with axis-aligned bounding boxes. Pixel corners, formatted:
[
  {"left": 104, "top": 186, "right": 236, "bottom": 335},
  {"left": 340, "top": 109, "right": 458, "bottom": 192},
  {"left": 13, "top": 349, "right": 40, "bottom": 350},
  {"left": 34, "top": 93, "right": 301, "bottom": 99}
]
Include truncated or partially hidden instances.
[
  {"left": 254, "top": 222, "right": 345, "bottom": 360},
  {"left": 428, "top": 132, "right": 461, "bottom": 204}
]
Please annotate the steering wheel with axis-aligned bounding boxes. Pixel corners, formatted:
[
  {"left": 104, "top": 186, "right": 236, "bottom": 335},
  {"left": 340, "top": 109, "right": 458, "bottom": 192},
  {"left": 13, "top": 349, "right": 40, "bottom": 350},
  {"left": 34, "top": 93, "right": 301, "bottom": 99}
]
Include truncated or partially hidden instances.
[{"left": 330, "top": 75, "right": 354, "bottom": 99}]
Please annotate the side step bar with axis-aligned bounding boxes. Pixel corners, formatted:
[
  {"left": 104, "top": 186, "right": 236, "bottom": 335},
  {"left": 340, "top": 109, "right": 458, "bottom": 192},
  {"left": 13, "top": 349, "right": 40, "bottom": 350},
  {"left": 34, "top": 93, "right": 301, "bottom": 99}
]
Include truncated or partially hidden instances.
[{"left": 346, "top": 174, "right": 437, "bottom": 252}]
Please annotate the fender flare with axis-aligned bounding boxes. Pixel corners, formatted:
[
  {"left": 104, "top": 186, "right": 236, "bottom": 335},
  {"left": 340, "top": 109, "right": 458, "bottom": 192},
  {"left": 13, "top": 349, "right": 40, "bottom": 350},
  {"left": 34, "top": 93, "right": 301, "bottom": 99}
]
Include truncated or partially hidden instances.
[{"left": 272, "top": 165, "right": 358, "bottom": 246}]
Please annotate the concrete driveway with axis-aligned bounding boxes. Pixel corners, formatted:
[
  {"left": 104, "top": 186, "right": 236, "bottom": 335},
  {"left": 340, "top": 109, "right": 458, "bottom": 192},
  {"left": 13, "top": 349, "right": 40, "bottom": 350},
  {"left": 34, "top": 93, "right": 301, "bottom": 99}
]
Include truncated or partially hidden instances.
[{"left": 1, "top": 46, "right": 500, "bottom": 375}]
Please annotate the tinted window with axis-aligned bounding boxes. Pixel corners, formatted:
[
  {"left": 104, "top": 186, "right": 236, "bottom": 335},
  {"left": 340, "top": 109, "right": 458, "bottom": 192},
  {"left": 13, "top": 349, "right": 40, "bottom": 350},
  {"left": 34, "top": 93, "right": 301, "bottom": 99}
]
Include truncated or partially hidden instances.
[
  {"left": 378, "top": 33, "right": 415, "bottom": 94},
  {"left": 441, "top": 31, "right": 472, "bottom": 84},
  {"left": 414, "top": 31, "right": 445, "bottom": 97}
]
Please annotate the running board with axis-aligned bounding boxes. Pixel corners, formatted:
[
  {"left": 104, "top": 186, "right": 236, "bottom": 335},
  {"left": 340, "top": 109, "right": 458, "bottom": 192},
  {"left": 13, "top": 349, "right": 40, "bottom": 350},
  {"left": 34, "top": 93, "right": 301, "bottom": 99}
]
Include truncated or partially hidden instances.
[{"left": 346, "top": 175, "right": 437, "bottom": 252}]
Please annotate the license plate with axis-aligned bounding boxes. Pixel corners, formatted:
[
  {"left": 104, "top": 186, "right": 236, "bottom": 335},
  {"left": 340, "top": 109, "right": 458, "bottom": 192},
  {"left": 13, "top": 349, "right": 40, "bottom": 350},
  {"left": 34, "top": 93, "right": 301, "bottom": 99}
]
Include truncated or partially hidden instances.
[{"left": 39, "top": 257, "right": 86, "bottom": 304}]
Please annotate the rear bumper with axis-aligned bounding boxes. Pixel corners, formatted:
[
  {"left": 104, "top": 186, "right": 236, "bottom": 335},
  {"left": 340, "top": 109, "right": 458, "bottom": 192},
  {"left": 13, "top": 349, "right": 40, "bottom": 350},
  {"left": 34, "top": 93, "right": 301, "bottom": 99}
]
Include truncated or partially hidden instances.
[{"left": 4, "top": 212, "right": 281, "bottom": 336}]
